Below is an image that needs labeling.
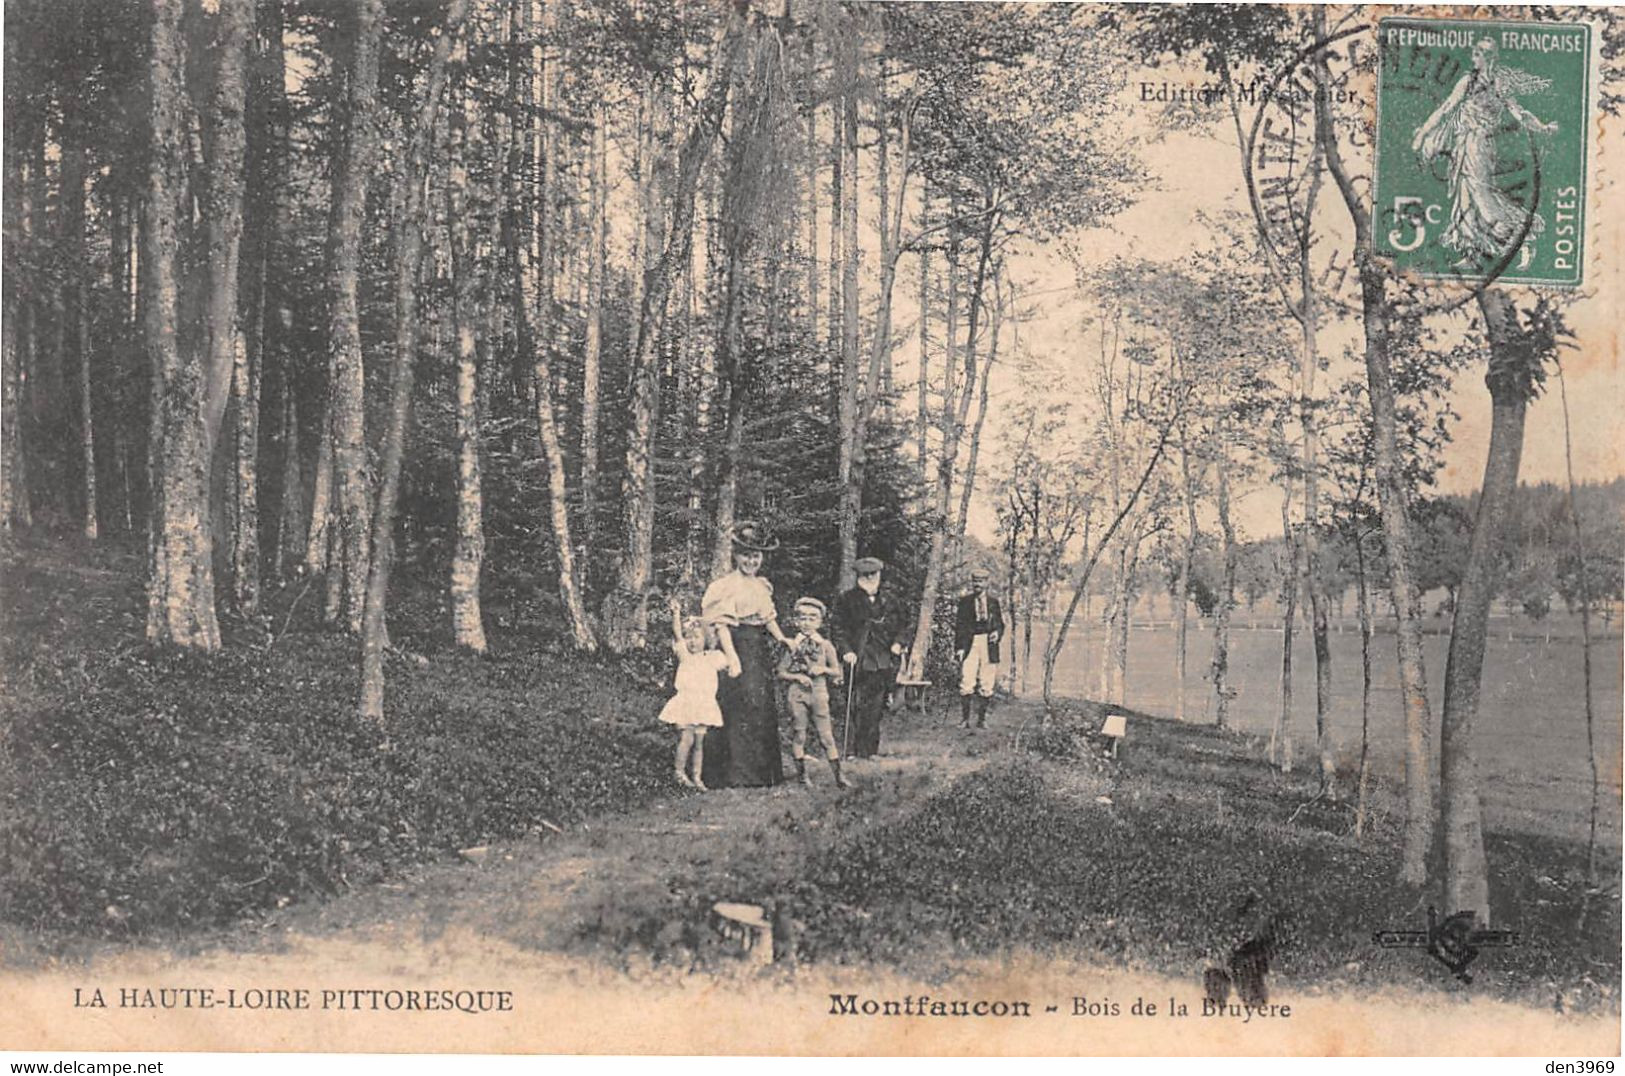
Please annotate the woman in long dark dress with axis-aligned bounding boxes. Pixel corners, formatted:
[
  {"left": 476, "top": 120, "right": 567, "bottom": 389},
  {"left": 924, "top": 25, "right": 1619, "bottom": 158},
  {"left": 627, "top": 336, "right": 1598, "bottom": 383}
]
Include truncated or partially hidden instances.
[{"left": 700, "top": 522, "right": 792, "bottom": 788}]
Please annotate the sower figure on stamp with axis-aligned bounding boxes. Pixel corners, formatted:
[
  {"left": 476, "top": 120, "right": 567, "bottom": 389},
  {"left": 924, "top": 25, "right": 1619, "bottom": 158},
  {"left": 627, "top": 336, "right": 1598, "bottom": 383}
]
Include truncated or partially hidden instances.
[
  {"left": 777, "top": 597, "right": 851, "bottom": 789},
  {"left": 831, "top": 557, "right": 909, "bottom": 759},
  {"left": 954, "top": 567, "right": 1005, "bottom": 729}
]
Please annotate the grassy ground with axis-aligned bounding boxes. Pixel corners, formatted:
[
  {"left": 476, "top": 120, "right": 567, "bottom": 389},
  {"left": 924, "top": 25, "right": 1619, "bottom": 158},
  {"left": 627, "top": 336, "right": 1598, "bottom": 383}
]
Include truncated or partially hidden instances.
[
  {"left": 0, "top": 534, "right": 675, "bottom": 938},
  {"left": 1, "top": 536, "right": 1618, "bottom": 1014},
  {"left": 780, "top": 713, "right": 1620, "bottom": 1010}
]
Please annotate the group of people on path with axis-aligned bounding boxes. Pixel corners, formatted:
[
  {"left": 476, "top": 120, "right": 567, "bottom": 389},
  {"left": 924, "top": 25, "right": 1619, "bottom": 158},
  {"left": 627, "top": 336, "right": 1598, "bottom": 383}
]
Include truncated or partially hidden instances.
[{"left": 657, "top": 522, "right": 1006, "bottom": 792}]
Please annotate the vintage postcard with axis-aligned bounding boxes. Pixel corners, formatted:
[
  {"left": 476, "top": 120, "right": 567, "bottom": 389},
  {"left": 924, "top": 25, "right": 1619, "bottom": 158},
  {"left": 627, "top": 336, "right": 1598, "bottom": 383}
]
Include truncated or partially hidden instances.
[{"left": 1, "top": 0, "right": 1619, "bottom": 1062}]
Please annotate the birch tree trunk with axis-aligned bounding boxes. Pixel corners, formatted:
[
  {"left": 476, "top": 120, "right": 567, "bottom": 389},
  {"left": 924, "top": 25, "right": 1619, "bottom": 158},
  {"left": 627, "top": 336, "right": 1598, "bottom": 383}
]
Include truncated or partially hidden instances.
[
  {"left": 447, "top": 55, "right": 488, "bottom": 655},
  {"left": 1273, "top": 479, "right": 1297, "bottom": 768},
  {"left": 146, "top": 0, "right": 221, "bottom": 651},
  {"left": 835, "top": 22, "right": 861, "bottom": 587},
  {"left": 1174, "top": 422, "right": 1198, "bottom": 720},
  {"left": 805, "top": 35, "right": 819, "bottom": 348},
  {"left": 1210, "top": 420, "right": 1236, "bottom": 728},
  {"left": 580, "top": 99, "right": 607, "bottom": 553},
  {"left": 953, "top": 264, "right": 1002, "bottom": 540},
  {"left": 326, "top": 0, "right": 384, "bottom": 633},
  {"left": 916, "top": 221, "right": 930, "bottom": 485},
  {"left": 1354, "top": 521, "right": 1375, "bottom": 837},
  {"left": 827, "top": 86, "right": 843, "bottom": 361},
  {"left": 359, "top": 0, "right": 469, "bottom": 722},
  {"left": 1439, "top": 287, "right": 1534, "bottom": 924}
]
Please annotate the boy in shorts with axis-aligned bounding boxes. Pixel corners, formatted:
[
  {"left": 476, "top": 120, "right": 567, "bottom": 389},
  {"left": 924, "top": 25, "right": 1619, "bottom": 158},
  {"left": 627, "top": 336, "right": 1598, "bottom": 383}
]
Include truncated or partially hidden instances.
[{"left": 777, "top": 597, "right": 851, "bottom": 789}]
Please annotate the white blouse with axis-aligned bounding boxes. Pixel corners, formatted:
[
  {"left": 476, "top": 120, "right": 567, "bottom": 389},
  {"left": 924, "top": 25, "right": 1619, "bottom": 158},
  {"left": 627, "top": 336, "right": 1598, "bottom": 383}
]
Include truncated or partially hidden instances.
[{"left": 701, "top": 571, "right": 778, "bottom": 627}]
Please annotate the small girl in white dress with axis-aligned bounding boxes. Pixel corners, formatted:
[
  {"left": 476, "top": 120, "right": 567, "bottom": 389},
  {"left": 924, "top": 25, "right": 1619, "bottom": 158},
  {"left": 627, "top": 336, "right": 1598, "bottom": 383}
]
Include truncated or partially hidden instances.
[{"left": 660, "top": 597, "right": 740, "bottom": 790}]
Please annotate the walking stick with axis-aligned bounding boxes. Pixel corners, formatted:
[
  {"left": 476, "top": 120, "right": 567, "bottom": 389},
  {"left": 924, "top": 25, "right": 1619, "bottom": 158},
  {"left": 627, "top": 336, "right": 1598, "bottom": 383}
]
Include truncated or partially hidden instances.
[{"left": 843, "top": 660, "right": 856, "bottom": 757}]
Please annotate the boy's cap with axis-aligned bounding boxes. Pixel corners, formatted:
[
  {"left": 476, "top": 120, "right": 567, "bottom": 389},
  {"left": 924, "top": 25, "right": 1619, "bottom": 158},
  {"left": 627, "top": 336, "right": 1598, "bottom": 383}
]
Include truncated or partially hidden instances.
[
  {"left": 854, "top": 556, "right": 885, "bottom": 575},
  {"left": 794, "top": 597, "right": 827, "bottom": 617},
  {"left": 971, "top": 567, "right": 991, "bottom": 581}
]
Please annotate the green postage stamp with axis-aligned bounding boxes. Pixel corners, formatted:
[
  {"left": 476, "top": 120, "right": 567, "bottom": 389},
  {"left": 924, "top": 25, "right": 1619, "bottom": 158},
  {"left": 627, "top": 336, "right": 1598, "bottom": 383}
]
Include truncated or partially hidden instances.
[{"left": 1374, "top": 16, "right": 1592, "bottom": 287}]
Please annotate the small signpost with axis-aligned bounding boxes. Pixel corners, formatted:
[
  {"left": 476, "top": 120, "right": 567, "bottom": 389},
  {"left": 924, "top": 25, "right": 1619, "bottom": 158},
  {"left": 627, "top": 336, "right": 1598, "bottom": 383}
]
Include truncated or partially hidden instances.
[{"left": 1101, "top": 712, "right": 1128, "bottom": 758}]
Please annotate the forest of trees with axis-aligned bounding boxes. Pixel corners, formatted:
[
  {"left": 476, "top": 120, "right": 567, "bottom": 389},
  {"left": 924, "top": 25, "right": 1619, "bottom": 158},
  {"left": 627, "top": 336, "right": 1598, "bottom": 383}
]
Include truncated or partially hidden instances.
[
  {"left": 3, "top": 0, "right": 1120, "bottom": 676},
  {"left": 3, "top": 0, "right": 1619, "bottom": 930}
]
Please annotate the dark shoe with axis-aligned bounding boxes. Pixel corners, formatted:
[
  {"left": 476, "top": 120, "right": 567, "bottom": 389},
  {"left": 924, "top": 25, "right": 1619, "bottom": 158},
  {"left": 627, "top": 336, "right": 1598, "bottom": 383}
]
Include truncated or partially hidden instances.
[
  {"left": 795, "top": 757, "right": 811, "bottom": 786},
  {"left": 976, "top": 695, "right": 990, "bottom": 728},
  {"left": 830, "top": 759, "right": 851, "bottom": 789},
  {"left": 959, "top": 696, "right": 973, "bottom": 728}
]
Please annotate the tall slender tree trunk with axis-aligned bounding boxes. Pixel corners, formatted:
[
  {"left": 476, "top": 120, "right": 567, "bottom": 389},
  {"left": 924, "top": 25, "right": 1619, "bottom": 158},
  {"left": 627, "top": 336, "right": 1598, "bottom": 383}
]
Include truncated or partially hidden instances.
[
  {"left": 447, "top": 56, "right": 487, "bottom": 655},
  {"left": 580, "top": 99, "right": 607, "bottom": 554},
  {"left": 1021, "top": 486, "right": 1041, "bottom": 694},
  {"left": 1, "top": 285, "right": 21, "bottom": 531},
  {"left": 326, "top": 0, "right": 385, "bottom": 633},
  {"left": 274, "top": 392, "right": 302, "bottom": 579},
  {"left": 236, "top": 0, "right": 290, "bottom": 610},
  {"left": 834, "top": 21, "right": 861, "bottom": 588},
  {"left": 62, "top": 118, "right": 98, "bottom": 540},
  {"left": 602, "top": 7, "right": 747, "bottom": 651},
  {"left": 1297, "top": 250, "right": 1336, "bottom": 794},
  {"left": 146, "top": 0, "right": 221, "bottom": 651},
  {"left": 359, "top": 0, "right": 470, "bottom": 721},
  {"left": 1112, "top": 535, "right": 1140, "bottom": 707},
  {"left": 916, "top": 222, "right": 930, "bottom": 485},
  {"left": 1210, "top": 422, "right": 1236, "bottom": 728},
  {"left": 1439, "top": 288, "right": 1533, "bottom": 924},
  {"left": 1174, "top": 421, "right": 1198, "bottom": 721},
  {"left": 805, "top": 37, "right": 819, "bottom": 348},
  {"left": 953, "top": 263, "right": 1001, "bottom": 540},
  {"left": 1354, "top": 520, "right": 1374, "bottom": 837},
  {"left": 1274, "top": 481, "right": 1298, "bottom": 768},
  {"left": 1313, "top": 13, "right": 1433, "bottom": 882},
  {"left": 0, "top": 32, "right": 25, "bottom": 532},
  {"left": 201, "top": 0, "right": 253, "bottom": 476},
  {"left": 826, "top": 86, "right": 843, "bottom": 362},
  {"left": 1556, "top": 355, "right": 1603, "bottom": 917},
  {"left": 682, "top": 239, "right": 710, "bottom": 586},
  {"left": 228, "top": 327, "right": 259, "bottom": 613}
]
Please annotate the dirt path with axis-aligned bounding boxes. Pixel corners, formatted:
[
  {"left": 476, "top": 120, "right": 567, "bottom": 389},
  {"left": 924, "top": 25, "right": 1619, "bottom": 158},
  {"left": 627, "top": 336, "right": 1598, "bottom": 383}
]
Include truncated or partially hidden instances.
[{"left": 202, "top": 697, "right": 1038, "bottom": 965}]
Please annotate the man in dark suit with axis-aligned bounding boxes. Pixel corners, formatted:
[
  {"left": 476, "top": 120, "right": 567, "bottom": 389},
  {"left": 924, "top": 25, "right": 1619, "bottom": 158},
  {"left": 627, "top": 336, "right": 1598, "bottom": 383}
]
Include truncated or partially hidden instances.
[
  {"left": 831, "top": 556, "right": 908, "bottom": 759},
  {"left": 955, "top": 567, "right": 1005, "bottom": 728}
]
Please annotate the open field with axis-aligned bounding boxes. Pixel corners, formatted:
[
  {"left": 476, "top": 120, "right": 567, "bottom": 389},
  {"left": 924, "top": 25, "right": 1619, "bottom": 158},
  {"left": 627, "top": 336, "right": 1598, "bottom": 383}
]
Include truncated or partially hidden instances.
[{"left": 1023, "top": 616, "right": 1624, "bottom": 842}]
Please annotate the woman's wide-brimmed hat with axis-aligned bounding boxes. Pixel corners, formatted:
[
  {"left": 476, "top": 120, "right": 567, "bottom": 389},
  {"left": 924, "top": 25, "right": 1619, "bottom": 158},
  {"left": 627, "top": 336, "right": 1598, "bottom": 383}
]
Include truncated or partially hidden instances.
[{"left": 730, "top": 520, "right": 780, "bottom": 553}]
